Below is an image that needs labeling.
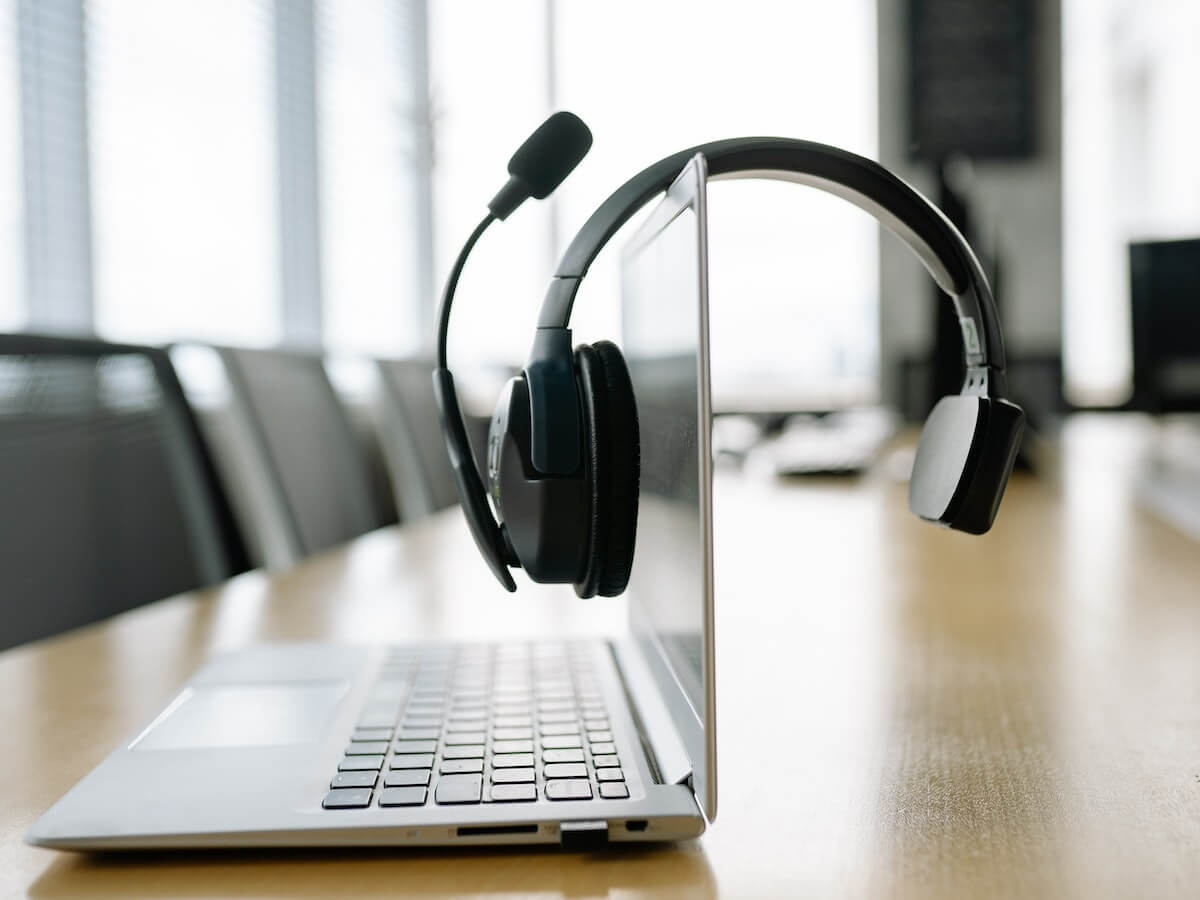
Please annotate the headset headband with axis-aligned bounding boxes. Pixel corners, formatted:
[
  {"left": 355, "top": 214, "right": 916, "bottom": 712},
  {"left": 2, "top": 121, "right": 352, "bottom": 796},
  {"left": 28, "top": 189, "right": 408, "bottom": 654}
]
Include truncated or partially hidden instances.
[{"left": 535, "top": 137, "right": 1005, "bottom": 372}]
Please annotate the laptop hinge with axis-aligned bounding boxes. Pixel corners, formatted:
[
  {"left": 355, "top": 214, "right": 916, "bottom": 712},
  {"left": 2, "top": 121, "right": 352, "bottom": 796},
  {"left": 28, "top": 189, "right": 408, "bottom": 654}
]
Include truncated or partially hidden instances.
[{"left": 610, "top": 638, "right": 693, "bottom": 788}]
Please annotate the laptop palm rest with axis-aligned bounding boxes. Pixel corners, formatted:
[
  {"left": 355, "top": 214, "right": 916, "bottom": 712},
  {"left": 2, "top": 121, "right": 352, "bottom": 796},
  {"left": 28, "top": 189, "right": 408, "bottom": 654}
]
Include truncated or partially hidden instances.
[{"left": 131, "top": 681, "right": 349, "bottom": 751}]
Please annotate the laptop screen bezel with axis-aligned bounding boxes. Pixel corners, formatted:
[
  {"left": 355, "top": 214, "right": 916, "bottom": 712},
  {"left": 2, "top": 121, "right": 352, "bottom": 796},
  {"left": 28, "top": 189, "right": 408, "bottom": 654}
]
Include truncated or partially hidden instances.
[{"left": 619, "top": 153, "right": 716, "bottom": 822}]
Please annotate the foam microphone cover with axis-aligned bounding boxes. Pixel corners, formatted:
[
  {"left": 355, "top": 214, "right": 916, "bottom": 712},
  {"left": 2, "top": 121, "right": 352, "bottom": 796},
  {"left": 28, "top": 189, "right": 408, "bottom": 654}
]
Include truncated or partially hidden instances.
[{"left": 507, "top": 111, "right": 593, "bottom": 199}]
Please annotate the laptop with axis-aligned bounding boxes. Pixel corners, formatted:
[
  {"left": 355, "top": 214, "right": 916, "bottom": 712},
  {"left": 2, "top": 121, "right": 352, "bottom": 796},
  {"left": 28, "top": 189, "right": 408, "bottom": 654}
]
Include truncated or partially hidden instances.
[{"left": 26, "top": 154, "right": 715, "bottom": 851}]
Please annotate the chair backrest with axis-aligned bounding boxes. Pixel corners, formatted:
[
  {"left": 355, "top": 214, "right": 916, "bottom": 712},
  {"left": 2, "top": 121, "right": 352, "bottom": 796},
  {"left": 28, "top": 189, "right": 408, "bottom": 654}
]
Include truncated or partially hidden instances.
[
  {"left": 0, "top": 333, "right": 248, "bottom": 649},
  {"left": 215, "top": 346, "right": 394, "bottom": 559},
  {"left": 375, "top": 357, "right": 460, "bottom": 519}
]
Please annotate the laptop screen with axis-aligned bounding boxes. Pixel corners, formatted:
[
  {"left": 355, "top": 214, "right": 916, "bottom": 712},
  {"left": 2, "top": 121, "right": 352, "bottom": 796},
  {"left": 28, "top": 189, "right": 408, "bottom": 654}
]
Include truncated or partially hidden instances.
[{"left": 619, "top": 154, "right": 716, "bottom": 821}]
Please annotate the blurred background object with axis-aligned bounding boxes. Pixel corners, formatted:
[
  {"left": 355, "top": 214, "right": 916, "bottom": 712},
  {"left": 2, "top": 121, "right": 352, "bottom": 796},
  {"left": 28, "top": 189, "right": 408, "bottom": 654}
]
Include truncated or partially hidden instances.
[
  {"left": 0, "top": 334, "right": 248, "bottom": 649},
  {"left": 1, "top": 0, "right": 1199, "bottom": 643}
]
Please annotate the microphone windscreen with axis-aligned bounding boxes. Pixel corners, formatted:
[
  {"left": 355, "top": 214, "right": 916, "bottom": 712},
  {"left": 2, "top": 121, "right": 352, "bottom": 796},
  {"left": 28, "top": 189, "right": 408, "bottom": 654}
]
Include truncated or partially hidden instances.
[{"left": 507, "top": 111, "right": 593, "bottom": 200}]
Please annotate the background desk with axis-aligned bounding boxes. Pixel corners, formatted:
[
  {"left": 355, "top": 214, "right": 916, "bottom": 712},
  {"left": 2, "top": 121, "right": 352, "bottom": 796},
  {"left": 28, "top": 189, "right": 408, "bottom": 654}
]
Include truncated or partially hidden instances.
[{"left": 3, "top": 416, "right": 1198, "bottom": 898}]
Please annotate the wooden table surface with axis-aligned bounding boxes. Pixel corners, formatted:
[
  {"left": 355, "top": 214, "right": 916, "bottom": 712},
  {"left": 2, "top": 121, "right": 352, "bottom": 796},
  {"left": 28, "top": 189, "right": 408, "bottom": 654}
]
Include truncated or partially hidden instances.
[{"left": 3, "top": 415, "right": 1198, "bottom": 899}]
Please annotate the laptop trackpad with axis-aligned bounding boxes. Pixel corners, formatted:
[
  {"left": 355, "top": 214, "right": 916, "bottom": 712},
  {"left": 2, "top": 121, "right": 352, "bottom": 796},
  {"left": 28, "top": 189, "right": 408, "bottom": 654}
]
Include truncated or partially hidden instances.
[{"left": 132, "top": 682, "right": 349, "bottom": 751}]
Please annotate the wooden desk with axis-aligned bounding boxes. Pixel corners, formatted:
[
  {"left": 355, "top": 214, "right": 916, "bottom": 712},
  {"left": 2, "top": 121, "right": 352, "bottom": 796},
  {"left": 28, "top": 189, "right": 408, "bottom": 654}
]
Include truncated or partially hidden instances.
[{"left": 3, "top": 415, "right": 1198, "bottom": 898}]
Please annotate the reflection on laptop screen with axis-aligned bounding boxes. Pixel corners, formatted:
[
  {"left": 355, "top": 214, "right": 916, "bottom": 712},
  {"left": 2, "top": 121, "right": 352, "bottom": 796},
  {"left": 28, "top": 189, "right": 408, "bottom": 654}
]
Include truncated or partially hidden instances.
[{"left": 619, "top": 154, "right": 716, "bottom": 820}]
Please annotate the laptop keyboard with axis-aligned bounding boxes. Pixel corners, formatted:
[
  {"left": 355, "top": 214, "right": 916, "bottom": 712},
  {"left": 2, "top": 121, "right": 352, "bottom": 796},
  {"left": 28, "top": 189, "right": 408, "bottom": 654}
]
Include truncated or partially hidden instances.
[{"left": 322, "top": 642, "right": 630, "bottom": 810}]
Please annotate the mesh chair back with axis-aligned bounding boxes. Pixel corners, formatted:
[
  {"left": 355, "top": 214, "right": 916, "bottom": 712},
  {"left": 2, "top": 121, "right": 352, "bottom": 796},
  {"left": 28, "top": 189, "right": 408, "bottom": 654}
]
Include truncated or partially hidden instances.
[
  {"left": 0, "top": 334, "right": 247, "bottom": 649},
  {"left": 216, "top": 346, "right": 394, "bottom": 558},
  {"left": 375, "top": 357, "right": 460, "bottom": 519}
]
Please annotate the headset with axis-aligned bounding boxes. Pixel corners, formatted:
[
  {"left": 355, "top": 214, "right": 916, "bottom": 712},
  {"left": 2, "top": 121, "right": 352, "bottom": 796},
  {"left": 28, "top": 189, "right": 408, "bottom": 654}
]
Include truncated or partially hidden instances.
[{"left": 434, "top": 113, "right": 1025, "bottom": 597}]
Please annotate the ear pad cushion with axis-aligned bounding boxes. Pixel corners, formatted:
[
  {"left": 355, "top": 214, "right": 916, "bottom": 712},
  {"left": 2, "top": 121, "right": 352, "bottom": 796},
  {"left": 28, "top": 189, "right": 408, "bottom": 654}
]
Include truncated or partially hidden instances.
[{"left": 573, "top": 340, "right": 640, "bottom": 598}]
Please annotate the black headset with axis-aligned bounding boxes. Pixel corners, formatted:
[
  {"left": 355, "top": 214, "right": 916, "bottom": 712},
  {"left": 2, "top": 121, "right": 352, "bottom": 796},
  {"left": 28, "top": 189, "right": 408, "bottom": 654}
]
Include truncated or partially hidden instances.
[{"left": 435, "top": 115, "right": 1025, "bottom": 597}]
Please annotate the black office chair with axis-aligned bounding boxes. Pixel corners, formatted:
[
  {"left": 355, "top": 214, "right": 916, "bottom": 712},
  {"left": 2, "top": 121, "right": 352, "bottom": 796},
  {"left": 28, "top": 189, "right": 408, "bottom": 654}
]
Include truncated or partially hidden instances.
[
  {"left": 0, "top": 333, "right": 249, "bottom": 650},
  {"left": 215, "top": 346, "right": 396, "bottom": 561},
  {"left": 375, "top": 357, "right": 461, "bottom": 520}
]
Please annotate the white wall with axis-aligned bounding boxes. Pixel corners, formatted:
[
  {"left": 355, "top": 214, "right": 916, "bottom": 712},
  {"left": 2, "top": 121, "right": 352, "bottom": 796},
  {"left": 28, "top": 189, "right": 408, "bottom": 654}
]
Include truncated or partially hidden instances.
[{"left": 876, "top": 0, "right": 1062, "bottom": 404}]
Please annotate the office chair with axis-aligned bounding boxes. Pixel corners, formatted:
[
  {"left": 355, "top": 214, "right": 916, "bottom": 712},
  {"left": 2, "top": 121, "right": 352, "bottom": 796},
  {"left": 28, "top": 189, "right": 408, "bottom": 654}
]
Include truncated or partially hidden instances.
[
  {"left": 0, "top": 333, "right": 249, "bottom": 650},
  {"left": 213, "top": 346, "right": 396, "bottom": 562},
  {"left": 375, "top": 357, "right": 461, "bottom": 520}
]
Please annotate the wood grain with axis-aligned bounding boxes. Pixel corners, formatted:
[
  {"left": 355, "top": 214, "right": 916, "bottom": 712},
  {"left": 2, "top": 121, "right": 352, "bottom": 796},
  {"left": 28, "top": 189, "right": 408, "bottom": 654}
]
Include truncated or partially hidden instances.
[{"left": 3, "top": 415, "right": 1198, "bottom": 898}]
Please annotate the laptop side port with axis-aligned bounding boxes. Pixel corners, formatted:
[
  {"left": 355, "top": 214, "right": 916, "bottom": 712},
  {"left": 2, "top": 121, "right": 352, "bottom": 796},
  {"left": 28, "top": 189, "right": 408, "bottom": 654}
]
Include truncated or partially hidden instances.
[
  {"left": 457, "top": 824, "right": 539, "bottom": 837},
  {"left": 560, "top": 819, "right": 609, "bottom": 849},
  {"left": 625, "top": 820, "right": 649, "bottom": 832}
]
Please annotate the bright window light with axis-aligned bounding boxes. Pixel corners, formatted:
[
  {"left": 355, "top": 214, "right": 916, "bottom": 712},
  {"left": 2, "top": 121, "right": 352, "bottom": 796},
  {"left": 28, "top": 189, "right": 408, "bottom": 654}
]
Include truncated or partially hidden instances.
[
  {"left": 1062, "top": 0, "right": 1200, "bottom": 405},
  {"left": 0, "top": 2, "right": 21, "bottom": 331},
  {"left": 89, "top": 0, "right": 280, "bottom": 346},
  {"left": 317, "top": 0, "right": 423, "bottom": 356},
  {"left": 430, "top": 0, "right": 878, "bottom": 410}
]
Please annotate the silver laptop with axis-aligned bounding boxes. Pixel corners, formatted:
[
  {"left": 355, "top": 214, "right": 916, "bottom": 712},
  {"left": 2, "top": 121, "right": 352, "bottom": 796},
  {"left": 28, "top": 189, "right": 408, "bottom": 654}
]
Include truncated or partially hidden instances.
[{"left": 26, "top": 154, "right": 715, "bottom": 851}]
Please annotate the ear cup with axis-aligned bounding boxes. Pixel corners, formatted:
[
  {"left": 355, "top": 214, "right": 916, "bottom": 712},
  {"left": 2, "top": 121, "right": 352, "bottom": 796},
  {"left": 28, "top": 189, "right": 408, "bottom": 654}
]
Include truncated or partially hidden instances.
[{"left": 573, "top": 340, "right": 640, "bottom": 598}]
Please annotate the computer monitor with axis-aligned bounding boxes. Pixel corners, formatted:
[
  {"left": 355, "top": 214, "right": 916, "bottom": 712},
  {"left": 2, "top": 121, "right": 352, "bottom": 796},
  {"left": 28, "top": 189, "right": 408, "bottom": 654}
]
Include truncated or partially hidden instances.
[{"left": 1130, "top": 237, "right": 1200, "bottom": 413}]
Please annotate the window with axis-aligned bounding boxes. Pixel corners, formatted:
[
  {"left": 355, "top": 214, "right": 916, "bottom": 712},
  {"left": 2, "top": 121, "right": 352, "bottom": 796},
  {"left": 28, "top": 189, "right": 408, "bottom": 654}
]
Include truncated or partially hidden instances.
[
  {"left": 1062, "top": 0, "right": 1200, "bottom": 405},
  {"left": 556, "top": 0, "right": 879, "bottom": 410},
  {"left": 317, "top": 0, "right": 425, "bottom": 356},
  {"left": 429, "top": 0, "right": 879, "bottom": 409},
  {"left": 88, "top": 0, "right": 280, "bottom": 346},
  {"left": 427, "top": 0, "right": 551, "bottom": 368}
]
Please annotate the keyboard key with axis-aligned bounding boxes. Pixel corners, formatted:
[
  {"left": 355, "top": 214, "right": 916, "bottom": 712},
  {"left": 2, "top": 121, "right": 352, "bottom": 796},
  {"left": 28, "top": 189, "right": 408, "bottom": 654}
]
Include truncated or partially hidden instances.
[
  {"left": 444, "top": 731, "right": 486, "bottom": 746},
  {"left": 491, "top": 767, "right": 536, "bottom": 784},
  {"left": 599, "top": 782, "right": 629, "bottom": 799},
  {"left": 351, "top": 727, "right": 393, "bottom": 742},
  {"left": 596, "top": 768, "right": 624, "bottom": 782},
  {"left": 398, "top": 728, "right": 440, "bottom": 741},
  {"left": 492, "top": 753, "right": 535, "bottom": 768},
  {"left": 391, "top": 753, "right": 435, "bottom": 769},
  {"left": 539, "top": 722, "right": 579, "bottom": 735},
  {"left": 492, "top": 739, "right": 534, "bottom": 754},
  {"left": 323, "top": 788, "right": 372, "bottom": 809},
  {"left": 493, "top": 704, "right": 532, "bottom": 717},
  {"left": 492, "top": 715, "right": 532, "bottom": 729},
  {"left": 339, "top": 755, "right": 384, "bottom": 771},
  {"left": 583, "top": 718, "right": 609, "bottom": 731},
  {"left": 542, "top": 748, "right": 584, "bottom": 764},
  {"left": 541, "top": 734, "right": 582, "bottom": 749},
  {"left": 593, "top": 754, "right": 620, "bottom": 768},
  {"left": 406, "top": 700, "right": 444, "bottom": 712},
  {"left": 435, "top": 774, "right": 483, "bottom": 804},
  {"left": 545, "top": 780, "right": 592, "bottom": 801},
  {"left": 345, "top": 741, "right": 389, "bottom": 756},
  {"left": 446, "top": 718, "right": 486, "bottom": 732},
  {"left": 492, "top": 727, "right": 532, "bottom": 741},
  {"left": 357, "top": 713, "right": 396, "bottom": 729},
  {"left": 539, "top": 710, "right": 577, "bottom": 723},
  {"left": 443, "top": 745, "right": 484, "bottom": 759},
  {"left": 587, "top": 731, "right": 613, "bottom": 743},
  {"left": 489, "top": 696, "right": 532, "bottom": 710},
  {"left": 393, "top": 740, "right": 438, "bottom": 755},
  {"left": 378, "top": 786, "right": 427, "bottom": 807},
  {"left": 384, "top": 769, "right": 431, "bottom": 787},
  {"left": 544, "top": 762, "right": 588, "bottom": 779},
  {"left": 590, "top": 742, "right": 617, "bottom": 755},
  {"left": 490, "top": 783, "right": 537, "bottom": 802},
  {"left": 401, "top": 716, "right": 441, "bottom": 729},
  {"left": 538, "top": 700, "right": 575, "bottom": 712},
  {"left": 440, "top": 758, "right": 484, "bottom": 774},
  {"left": 331, "top": 771, "right": 377, "bottom": 789}
]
